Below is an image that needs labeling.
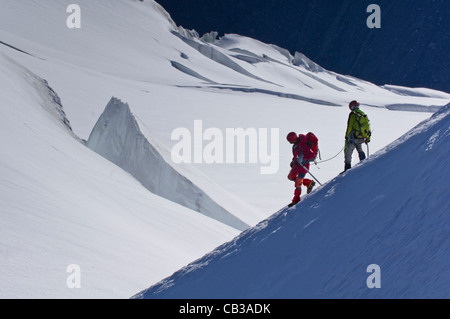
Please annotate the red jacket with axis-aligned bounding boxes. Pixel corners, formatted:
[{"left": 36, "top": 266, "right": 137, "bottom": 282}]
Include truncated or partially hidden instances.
[{"left": 291, "top": 134, "right": 318, "bottom": 173}]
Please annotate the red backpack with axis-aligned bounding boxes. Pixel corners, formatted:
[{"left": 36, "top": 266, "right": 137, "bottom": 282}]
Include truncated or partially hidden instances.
[{"left": 306, "top": 132, "right": 319, "bottom": 157}]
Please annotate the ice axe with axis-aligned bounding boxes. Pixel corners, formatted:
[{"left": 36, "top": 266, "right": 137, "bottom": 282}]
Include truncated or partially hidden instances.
[{"left": 299, "top": 163, "right": 323, "bottom": 186}]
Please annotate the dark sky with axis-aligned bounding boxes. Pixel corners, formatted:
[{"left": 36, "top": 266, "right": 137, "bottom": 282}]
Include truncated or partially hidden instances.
[{"left": 156, "top": 0, "right": 450, "bottom": 93}]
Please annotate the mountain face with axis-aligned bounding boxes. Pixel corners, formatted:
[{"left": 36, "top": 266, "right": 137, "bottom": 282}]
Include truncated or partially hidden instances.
[
  {"left": 157, "top": 0, "right": 450, "bottom": 93},
  {"left": 135, "top": 103, "right": 450, "bottom": 299}
]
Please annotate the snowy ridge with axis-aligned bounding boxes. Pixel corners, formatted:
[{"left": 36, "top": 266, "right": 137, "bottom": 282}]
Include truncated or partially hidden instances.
[
  {"left": 134, "top": 104, "right": 450, "bottom": 299},
  {"left": 167, "top": 31, "right": 449, "bottom": 111}
]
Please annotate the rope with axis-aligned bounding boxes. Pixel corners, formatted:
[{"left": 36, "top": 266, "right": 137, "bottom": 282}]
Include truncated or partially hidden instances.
[{"left": 316, "top": 146, "right": 345, "bottom": 164}]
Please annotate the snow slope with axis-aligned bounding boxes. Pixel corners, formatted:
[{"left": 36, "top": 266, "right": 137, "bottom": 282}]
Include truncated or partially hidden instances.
[
  {"left": 0, "top": 53, "right": 239, "bottom": 299},
  {"left": 135, "top": 104, "right": 450, "bottom": 299}
]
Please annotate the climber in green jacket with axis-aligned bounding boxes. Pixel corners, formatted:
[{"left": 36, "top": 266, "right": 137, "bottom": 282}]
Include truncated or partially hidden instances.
[{"left": 344, "top": 100, "right": 371, "bottom": 172}]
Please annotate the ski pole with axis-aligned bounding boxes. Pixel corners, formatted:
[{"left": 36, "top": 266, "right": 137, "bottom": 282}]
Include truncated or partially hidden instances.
[{"left": 299, "top": 163, "right": 323, "bottom": 186}]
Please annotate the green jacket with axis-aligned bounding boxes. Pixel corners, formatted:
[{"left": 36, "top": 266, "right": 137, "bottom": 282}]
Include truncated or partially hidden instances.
[{"left": 345, "top": 109, "right": 371, "bottom": 142}]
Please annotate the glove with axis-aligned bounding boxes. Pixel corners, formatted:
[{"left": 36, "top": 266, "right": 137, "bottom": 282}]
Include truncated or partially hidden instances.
[{"left": 365, "top": 137, "right": 370, "bottom": 144}]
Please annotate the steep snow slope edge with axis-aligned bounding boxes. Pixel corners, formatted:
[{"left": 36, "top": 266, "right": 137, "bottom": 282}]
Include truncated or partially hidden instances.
[{"left": 134, "top": 104, "right": 450, "bottom": 299}]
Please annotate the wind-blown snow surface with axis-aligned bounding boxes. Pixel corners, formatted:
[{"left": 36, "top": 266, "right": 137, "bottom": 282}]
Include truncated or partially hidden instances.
[
  {"left": 0, "top": 0, "right": 449, "bottom": 299},
  {"left": 135, "top": 104, "right": 450, "bottom": 299}
]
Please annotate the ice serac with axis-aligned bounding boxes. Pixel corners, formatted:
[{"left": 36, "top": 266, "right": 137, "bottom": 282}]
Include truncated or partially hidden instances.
[
  {"left": 292, "top": 52, "right": 324, "bottom": 73},
  {"left": 3, "top": 54, "right": 76, "bottom": 139},
  {"left": 86, "top": 97, "right": 251, "bottom": 231}
]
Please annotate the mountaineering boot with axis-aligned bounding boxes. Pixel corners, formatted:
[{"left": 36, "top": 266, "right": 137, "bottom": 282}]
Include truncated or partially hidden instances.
[
  {"left": 307, "top": 180, "right": 316, "bottom": 194},
  {"left": 358, "top": 151, "right": 366, "bottom": 161},
  {"left": 289, "top": 188, "right": 301, "bottom": 207},
  {"left": 344, "top": 163, "right": 351, "bottom": 172},
  {"left": 288, "top": 200, "right": 300, "bottom": 207}
]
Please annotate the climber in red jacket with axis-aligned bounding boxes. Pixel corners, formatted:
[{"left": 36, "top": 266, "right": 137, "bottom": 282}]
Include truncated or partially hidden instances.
[{"left": 286, "top": 132, "right": 319, "bottom": 207}]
